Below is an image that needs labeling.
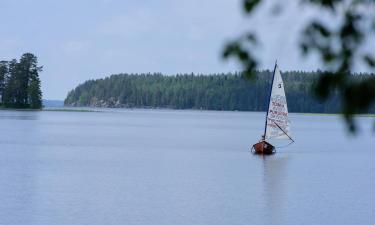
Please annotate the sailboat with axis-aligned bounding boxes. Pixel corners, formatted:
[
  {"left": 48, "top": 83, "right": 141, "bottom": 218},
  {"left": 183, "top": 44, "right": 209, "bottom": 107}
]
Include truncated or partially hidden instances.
[{"left": 252, "top": 62, "right": 294, "bottom": 155}]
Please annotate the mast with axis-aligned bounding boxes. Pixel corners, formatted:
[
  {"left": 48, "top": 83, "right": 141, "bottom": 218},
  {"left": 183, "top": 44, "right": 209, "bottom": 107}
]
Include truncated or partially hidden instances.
[{"left": 263, "top": 61, "right": 278, "bottom": 140}]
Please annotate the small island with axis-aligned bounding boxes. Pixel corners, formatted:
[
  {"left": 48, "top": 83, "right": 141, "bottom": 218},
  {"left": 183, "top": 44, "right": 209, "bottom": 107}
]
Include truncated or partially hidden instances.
[
  {"left": 64, "top": 72, "right": 375, "bottom": 113},
  {"left": 0, "top": 53, "right": 43, "bottom": 109}
]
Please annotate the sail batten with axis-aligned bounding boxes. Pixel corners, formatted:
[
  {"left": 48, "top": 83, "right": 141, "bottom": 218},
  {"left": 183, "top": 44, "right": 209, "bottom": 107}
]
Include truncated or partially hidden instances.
[{"left": 264, "top": 64, "right": 291, "bottom": 140}]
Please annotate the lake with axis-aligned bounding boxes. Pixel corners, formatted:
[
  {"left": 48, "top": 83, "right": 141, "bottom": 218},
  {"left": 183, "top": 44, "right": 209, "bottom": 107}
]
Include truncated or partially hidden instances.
[{"left": 0, "top": 109, "right": 374, "bottom": 225}]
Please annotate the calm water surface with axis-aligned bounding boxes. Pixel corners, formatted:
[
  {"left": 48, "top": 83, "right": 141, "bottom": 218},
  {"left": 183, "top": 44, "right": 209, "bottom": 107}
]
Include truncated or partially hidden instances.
[{"left": 0, "top": 109, "right": 374, "bottom": 225}]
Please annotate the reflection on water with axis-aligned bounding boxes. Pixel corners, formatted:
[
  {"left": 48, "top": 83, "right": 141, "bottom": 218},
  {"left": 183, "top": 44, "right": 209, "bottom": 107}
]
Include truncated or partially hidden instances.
[
  {"left": 262, "top": 155, "right": 289, "bottom": 225},
  {"left": 0, "top": 110, "right": 39, "bottom": 120}
]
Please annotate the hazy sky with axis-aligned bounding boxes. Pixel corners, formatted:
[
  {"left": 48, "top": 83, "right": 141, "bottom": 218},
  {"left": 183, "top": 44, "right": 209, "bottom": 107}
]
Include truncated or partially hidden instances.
[{"left": 0, "top": 0, "right": 371, "bottom": 99}]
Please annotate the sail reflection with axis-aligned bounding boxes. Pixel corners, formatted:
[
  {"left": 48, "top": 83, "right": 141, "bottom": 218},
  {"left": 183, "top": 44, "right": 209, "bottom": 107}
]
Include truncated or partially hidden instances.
[{"left": 261, "top": 155, "right": 289, "bottom": 225}]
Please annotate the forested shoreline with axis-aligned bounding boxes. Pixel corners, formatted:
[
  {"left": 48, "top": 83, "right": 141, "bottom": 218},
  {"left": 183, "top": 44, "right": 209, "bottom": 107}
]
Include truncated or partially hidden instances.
[
  {"left": 0, "top": 53, "right": 43, "bottom": 109},
  {"left": 64, "top": 72, "right": 375, "bottom": 113}
]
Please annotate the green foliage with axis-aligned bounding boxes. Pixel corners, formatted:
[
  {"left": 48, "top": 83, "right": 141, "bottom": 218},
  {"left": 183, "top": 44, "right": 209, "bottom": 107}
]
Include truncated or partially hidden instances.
[
  {"left": 243, "top": 0, "right": 262, "bottom": 13},
  {"left": 64, "top": 72, "right": 375, "bottom": 113},
  {"left": 0, "top": 61, "right": 8, "bottom": 104},
  {"left": 223, "top": 0, "right": 375, "bottom": 132},
  {"left": 0, "top": 53, "right": 43, "bottom": 109}
]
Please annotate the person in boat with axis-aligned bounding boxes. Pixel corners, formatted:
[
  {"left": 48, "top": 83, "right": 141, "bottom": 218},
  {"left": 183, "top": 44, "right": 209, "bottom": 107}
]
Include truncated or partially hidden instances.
[
  {"left": 259, "top": 135, "right": 270, "bottom": 149},
  {"left": 260, "top": 135, "right": 265, "bottom": 142}
]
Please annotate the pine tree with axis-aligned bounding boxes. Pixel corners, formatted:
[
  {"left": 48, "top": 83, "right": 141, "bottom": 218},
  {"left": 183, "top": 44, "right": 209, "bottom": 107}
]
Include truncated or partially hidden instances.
[
  {"left": 4, "top": 59, "right": 19, "bottom": 106},
  {"left": 28, "top": 76, "right": 42, "bottom": 109},
  {"left": 1, "top": 53, "right": 43, "bottom": 109},
  {"left": 19, "top": 53, "right": 43, "bottom": 108},
  {"left": 0, "top": 61, "right": 8, "bottom": 105}
]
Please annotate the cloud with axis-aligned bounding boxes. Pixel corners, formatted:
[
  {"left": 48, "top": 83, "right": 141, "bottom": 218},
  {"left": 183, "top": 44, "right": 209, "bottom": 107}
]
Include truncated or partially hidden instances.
[
  {"left": 97, "top": 8, "right": 159, "bottom": 38},
  {"left": 62, "top": 41, "right": 90, "bottom": 55},
  {"left": 0, "top": 39, "right": 23, "bottom": 56}
]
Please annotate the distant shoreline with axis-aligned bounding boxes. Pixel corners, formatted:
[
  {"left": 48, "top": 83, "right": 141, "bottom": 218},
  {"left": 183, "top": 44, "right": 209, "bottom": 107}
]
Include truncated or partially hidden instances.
[
  {"left": 0, "top": 107, "right": 42, "bottom": 111},
  {"left": 65, "top": 72, "right": 370, "bottom": 113},
  {"left": 2, "top": 105, "right": 375, "bottom": 117},
  {"left": 41, "top": 106, "right": 375, "bottom": 117},
  {"left": 44, "top": 107, "right": 99, "bottom": 112},
  {"left": 297, "top": 112, "right": 375, "bottom": 117}
]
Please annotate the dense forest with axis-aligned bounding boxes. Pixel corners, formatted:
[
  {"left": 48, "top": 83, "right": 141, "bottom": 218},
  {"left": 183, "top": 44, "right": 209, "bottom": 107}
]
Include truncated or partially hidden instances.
[
  {"left": 0, "top": 53, "right": 43, "bottom": 109},
  {"left": 64, "top": 71, "right": 375, "bottom": 113}
]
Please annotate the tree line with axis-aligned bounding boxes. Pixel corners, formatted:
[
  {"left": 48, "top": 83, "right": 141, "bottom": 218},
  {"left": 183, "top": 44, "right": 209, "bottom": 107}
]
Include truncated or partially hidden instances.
[
  {"left": 0, "top": 53, "right": 43, "bottom": 109},
  {"left": 64, "top": 71, "right": 375, "bottom": 113}
]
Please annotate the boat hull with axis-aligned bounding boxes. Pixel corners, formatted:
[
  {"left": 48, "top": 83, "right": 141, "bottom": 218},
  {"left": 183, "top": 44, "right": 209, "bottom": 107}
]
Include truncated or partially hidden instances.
[{"left": 252, "top": 141, "right": 275, "bottom": 155}]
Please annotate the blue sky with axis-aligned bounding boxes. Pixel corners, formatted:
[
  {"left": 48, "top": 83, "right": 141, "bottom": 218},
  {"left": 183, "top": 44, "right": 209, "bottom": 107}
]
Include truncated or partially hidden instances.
[{"left": 0, "top": 0, "right": 371, "bottom": 99}]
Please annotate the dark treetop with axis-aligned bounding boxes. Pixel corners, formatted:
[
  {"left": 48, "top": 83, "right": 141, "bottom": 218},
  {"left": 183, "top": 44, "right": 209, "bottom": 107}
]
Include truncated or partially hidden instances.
[
  {"left": 0, "top": 53, "right": 43, "bottom": 109},
  {"left": 64, "top": 72, "right": 375, "bottom": 113}
]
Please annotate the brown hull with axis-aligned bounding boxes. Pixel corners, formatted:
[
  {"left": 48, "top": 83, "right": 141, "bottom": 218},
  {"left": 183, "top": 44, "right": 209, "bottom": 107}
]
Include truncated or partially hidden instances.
[{"left": 252, "top": 141, "right": 275, "bottom": 155}]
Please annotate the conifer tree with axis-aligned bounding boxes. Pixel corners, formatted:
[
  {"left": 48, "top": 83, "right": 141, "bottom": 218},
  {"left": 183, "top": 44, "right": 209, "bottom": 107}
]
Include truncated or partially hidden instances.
[
  {"left": 0, "top": 61, "right": 8, "bottom": 104},
  {"left": 1, "top": 53, "right": 43, "bottom": 109}
]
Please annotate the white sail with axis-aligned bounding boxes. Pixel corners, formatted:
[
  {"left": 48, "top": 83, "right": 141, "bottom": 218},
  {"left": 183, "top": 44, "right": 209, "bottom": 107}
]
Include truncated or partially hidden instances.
[{"left": 265, "top": 64, "right": 291, "bottom": 140}]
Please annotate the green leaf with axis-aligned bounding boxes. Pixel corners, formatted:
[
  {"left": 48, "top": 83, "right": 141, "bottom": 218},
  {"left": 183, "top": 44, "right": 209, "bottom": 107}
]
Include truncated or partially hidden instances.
[
  {"left": 243, "top": 0, "right": 261, "bottom": 13},
  {"left": 363, "top": 55, "right": 375, "bottom": 68}
]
